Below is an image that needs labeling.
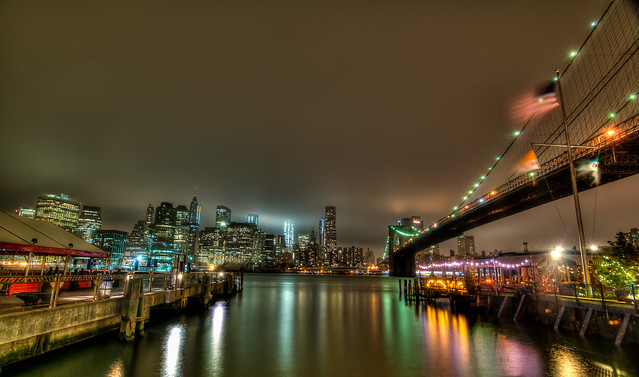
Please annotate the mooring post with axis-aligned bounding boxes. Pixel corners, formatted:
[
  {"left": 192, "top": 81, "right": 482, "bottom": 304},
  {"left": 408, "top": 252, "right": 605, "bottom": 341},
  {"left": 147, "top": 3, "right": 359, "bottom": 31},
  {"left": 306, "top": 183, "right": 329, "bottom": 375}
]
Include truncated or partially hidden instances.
[
  {"left": 119, "top": 278, "right": 143, "bottom": 342},
  {"left": 398, "top": 279, "right": 402, "bottom": 299}
]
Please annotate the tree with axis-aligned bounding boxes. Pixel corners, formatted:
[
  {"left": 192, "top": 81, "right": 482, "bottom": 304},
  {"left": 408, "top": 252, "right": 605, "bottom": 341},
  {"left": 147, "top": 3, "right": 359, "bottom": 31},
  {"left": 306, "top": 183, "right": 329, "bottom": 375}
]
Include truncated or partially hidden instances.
[{"left": 593, "top": 232, "right": 639, "bottom": 291}]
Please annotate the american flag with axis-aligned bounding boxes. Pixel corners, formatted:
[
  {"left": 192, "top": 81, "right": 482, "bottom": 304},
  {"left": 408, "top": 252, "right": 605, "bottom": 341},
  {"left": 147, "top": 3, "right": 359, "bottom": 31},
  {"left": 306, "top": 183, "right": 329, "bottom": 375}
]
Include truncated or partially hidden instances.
[{"left": 510, "top": 82, "right": 559, "bottom": 124}]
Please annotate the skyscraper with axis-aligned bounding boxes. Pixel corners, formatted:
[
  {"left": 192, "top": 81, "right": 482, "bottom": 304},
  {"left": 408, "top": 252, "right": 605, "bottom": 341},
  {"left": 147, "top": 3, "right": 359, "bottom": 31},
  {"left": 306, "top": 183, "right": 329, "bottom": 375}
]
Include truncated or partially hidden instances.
[
  {"left": 284, "top": 220, "right": 295, "bottom": 253},
  {"left": 74, "top": 206, "right": 102, "bottom": 243},
  {"left": 174, "top": 205, "right": 190, "bottom": 254},
  {"left": 188, "top": 195, "right": 201, "bottom": 256},
  {"left": 145, "top": 204, "right": 155, "bottom": 226},
  {"left": 93, "top": 229, "right": 128, "bottom": 268},
  {"left": 457, "top": 235, "right": 476, "bottom": 256},
  {"left": 247, "top": 213, "right": 259, "bottom": 227},
  {"left": 216, "top": 206, "right": 231, "bottom": 228},
  {"left": 35, "top": 194, "right": 81, "bottom": 231},
  {"left": 324, "top": 206, "right": 336, "bottom": 252},
  {"left": 151, "top": 202, "right": 177, "bottom": 270},
  {"left": 123, "top": 220, "right": 148, "bottom": 269},
  {"left": 297, "top": 234, "right": 310, "bottom": 249}
]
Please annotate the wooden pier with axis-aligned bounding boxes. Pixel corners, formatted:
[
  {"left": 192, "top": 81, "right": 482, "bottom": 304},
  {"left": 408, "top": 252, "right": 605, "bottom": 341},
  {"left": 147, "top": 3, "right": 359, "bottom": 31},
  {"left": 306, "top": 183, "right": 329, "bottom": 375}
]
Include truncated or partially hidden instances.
[
  {"left": 0, "top": 271, "right": 243, "bottom": 368},
  {"left": 399, "top": 278, "right": 639, "bottom": 346}
]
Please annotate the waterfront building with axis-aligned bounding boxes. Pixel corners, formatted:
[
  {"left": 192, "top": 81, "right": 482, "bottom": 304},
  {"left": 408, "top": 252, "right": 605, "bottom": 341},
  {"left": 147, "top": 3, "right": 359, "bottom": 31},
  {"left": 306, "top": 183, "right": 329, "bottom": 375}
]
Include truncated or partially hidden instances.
[
  {"left": 284, "top": 220, "right": 295, "bottom": 253},
  {"left": 216, "top": 206, "right": 231, "bottom": 227},
  {"left": 198, "top": 227, "right": 224, "bottom": 266},
  {"left": 457, "top": 235, "right": 476, "bottom": 257},
  {"left": 247, "top": 213, "right": 259, "bottom": 227},
  {"left": 16, "top": 208, "right": 36, "bottom": 218},
  {"left": 35, "top": 194, "right": 80, "bottom": 232},
  {"left": 93, "top": 229, "right": 128, "bottom": 268},
  {"left": 197, "top": 227, "right": 223, "bottom": 266},
  {"left": 73, "top": 206, "right": 102, "bottom": 243},
  {"left": 224, "top": 222, "right": 258, "bottom": 264}
]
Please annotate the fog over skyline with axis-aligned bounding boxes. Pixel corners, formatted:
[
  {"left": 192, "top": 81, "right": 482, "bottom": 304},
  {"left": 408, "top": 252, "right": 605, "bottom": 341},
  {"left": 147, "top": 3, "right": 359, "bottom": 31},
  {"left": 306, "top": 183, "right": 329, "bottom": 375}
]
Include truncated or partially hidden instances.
[{"left": 2, "top": 0, "right": 636, "bottom": 255}]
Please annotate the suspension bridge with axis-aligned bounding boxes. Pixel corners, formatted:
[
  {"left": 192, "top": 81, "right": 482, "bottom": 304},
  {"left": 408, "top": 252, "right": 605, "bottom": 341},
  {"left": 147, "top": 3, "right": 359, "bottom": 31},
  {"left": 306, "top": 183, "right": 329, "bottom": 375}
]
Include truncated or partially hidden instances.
[{"left": 387, "top": 0, "right": 639, "bottom": 276}]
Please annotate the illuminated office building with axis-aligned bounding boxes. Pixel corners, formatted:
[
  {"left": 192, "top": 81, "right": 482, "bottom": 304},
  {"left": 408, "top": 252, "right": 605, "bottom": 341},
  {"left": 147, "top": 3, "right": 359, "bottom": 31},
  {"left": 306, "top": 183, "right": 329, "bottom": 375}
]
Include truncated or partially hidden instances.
[
  {"left": 17, "top": 208, "right": 36, "bottom": 218},
  {"left": 457, "top": 235, "right": 476, "bottom": 256},
  {"left": 150, "top": 202, "right": 177, "bottom": 270},
  {"left": 174, "top": 205, "right": 190, "bottom": 254},
  {"left": 74, "top": 206, "right": 102, "bottom": 243},
  {"left": 35, "top": 194, "right": 81, "bottom": 231},
  {"left": 297, "top": 234, "right": 310, "bottom": 249},
  {"left": 188, "top": 195, "right": 201, "bottom": 256},
  {"left": 247, "top": 213, "right": 259, "bottom": 227},
  {"left": 284, "top": 220, "right": 295, "bottom": 253},
  {"left": 93, "top": 229, "right": 128, "bottom": 268},
  {"left": 123, "top": 220, "right": 149, "bottom": 270},
  {"left": 216, "top": 206, "right": 231, "bottom": 228},
  {"left": 145, "top": 204, "right": 154, "bottom": 226}
]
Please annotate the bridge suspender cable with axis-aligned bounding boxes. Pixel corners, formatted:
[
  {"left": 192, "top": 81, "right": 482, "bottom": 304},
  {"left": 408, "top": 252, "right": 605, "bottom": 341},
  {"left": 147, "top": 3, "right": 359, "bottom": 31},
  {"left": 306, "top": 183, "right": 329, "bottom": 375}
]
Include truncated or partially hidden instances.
[{"left": 555, "top": 68, "right": 592, "bottom": 295}]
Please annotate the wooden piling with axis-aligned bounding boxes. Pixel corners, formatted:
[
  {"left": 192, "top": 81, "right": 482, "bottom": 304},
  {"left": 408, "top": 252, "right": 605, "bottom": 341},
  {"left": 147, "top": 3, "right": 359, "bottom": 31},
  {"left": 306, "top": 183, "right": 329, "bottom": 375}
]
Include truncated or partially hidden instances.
[
  {"left": 580, "top": 308, "right": 594, "bottom": 337},
  {"left": 615, "top": 313, "right": 631, "bottom": 346},
  {"left": 514, "top": 294, "right": 526, "bottom": 322},
  {"left": 554, "top": 306, "right": 566, "bottom": 331}
]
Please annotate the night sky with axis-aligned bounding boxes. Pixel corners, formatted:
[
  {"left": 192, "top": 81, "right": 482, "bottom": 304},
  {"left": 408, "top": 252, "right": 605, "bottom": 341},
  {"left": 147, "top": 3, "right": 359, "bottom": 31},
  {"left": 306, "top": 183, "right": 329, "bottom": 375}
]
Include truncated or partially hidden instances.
[{"left": 2, "top": 0, "right": 636, "bottom": 255}]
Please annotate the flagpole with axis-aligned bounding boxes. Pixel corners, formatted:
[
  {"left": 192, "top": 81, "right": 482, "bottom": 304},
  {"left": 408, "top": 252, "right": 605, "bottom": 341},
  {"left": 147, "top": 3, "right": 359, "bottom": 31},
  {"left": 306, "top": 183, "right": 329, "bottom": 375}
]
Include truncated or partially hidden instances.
[{"left": 555, "top": 68, "right": 591, "bottom": 295}]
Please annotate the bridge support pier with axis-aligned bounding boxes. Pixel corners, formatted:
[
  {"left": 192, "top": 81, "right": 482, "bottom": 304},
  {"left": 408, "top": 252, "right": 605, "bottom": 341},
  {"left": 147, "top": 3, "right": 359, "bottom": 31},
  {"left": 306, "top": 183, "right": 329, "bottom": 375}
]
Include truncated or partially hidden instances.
[{"left": 389, "top": 252, "right": 416, "bottom": 277}]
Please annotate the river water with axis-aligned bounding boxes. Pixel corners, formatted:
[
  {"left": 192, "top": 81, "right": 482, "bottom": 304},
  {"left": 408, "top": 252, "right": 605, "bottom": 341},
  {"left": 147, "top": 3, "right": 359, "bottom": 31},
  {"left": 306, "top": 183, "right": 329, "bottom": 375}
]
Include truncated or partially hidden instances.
[{"left": 4, "top": 274, "right": 639, "bottom": 377}]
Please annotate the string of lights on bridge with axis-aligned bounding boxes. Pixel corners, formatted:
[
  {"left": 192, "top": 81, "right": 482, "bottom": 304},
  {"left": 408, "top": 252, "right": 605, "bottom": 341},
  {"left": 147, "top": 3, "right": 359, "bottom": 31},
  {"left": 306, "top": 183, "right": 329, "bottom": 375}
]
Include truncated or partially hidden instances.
[
  {"left": 418, "top": 259, "right": 532, "bottom": 270},
  {"left": 402, "top": 15, "right": 639, "bottom": 248}
]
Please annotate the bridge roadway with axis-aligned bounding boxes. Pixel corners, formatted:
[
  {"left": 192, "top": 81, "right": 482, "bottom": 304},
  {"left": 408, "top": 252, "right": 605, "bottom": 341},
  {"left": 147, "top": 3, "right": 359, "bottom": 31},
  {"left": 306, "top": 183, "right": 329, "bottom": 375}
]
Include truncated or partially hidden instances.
[
  {"left": 0, "top": 271, "right": 243, "bottom": 368},
  {"left": 390, "top": 117, "right": 639, "bottom": 276}
]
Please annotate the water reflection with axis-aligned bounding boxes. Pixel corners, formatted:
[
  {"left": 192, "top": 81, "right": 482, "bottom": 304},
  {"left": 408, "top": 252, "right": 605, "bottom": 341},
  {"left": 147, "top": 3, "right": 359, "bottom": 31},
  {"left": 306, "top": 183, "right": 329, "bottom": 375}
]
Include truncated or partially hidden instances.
[
  {"left": 161, "top": 325, "right": 184, "bottom": 377},
  {"left": 4, "top": 275, "right": 639, "bottom": 377},
  {"left": 105, "top": 359, "right": 123, "bottom": 377},
  {"left": 208, "top": 302, "right": 225, "bottom": 376}
]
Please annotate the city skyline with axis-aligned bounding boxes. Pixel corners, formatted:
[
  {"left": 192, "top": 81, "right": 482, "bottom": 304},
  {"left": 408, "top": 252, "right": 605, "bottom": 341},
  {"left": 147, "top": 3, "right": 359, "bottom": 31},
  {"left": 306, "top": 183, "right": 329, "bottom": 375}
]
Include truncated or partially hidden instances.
[{"left": 2, "top": 0, "right": 638, "bottom": 254}]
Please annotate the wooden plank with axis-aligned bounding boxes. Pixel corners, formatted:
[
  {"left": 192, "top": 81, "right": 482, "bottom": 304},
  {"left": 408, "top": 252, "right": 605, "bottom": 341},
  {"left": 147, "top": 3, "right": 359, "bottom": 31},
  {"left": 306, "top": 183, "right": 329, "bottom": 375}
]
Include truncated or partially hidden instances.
[
  {"left": 554, "top": 306, "right": 566, "bottom": 330},
  {"left": 579, "top": 308, "right": 594, "bottom": 337}
]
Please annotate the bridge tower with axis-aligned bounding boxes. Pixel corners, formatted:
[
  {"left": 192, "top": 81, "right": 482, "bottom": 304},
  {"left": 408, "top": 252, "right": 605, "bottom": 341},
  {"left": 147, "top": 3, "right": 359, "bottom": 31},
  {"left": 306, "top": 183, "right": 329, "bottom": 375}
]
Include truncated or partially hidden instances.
[{"left": 388, "top": 217, "right": 422, "bottom": 277}]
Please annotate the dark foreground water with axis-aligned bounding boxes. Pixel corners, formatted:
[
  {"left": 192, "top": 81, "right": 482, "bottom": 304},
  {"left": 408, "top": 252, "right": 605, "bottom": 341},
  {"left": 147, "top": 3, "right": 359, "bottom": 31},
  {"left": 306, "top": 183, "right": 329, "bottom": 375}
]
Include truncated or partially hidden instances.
[{"left": 5, "top": 274, "right": 639, "bottom": 377}]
